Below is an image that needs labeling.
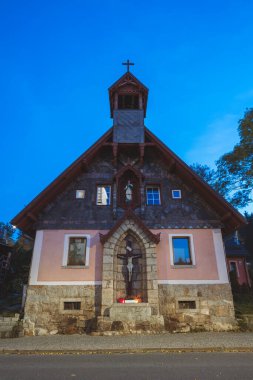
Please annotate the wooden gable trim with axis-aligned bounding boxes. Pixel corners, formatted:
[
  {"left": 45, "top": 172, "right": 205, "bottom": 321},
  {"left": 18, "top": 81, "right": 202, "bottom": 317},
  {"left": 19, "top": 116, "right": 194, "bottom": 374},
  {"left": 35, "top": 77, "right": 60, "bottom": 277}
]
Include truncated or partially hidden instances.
[
  {"left": 144, "top": 128, "right": 246, "bottom": 232},
  {"left": 11, "top": 128, "right": 113, "bottom": 232},
  {"left": 108, "top": 72, "right": 149, "bottom": 93},
  {"left": 114, "top": 164, "right": 144, "bottom": 184},
  {"left": 99, "top": 208, "right": 160, "bottom": 244}
]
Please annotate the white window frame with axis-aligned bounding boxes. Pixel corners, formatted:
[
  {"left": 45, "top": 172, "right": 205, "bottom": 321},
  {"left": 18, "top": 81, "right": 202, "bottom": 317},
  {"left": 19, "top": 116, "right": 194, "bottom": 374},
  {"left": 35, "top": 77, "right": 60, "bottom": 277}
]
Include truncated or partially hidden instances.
[
  {"left": 172, "top": 189, "right": 181, "bottom": 199},
  {"left": 146, "top": 186, "right": 161, "bottom": 205},
  {"left": 76, "top": 190, "right": 85, "bottom": 199},
  {"left": 96, "top": 185, "right": 111, "bottom": 206},
  {"left": 169, "top": 234, "right": 196, "bottom": 267},
  {"left": 62, "top": 234, "right": 90, "bottom": 268}
]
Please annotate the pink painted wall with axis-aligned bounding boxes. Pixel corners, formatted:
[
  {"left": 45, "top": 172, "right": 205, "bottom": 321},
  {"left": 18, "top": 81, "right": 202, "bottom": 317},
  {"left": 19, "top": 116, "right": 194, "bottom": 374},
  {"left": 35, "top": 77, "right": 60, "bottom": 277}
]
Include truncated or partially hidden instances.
[
  {"left": 37, "top": 230, "right": 105, "bottom": 282},
  {"left": 227, "top": 258, "right": 251, "bottom": 287},
  {"left": 36, "top": 228, "right": 220, "bottom": 282},
  {"left": 154, "top": 229, "right": 219, "bottom": 281}
]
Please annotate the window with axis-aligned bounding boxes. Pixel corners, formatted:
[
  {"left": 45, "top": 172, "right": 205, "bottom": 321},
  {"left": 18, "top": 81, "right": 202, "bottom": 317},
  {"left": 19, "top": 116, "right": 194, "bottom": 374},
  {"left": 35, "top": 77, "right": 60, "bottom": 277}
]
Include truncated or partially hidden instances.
[
  {"left": 146, "top": 186, "right": 161, "bottom": 205},
  {"left": 64, "top": 301, "right": 81, "bottom": 310},
  {"left": 172, "top": 189, "right": 181, "bottom": 199},
  {"left": 76, "top": 190, "right": 85, "bottom": 199},
  {"left": 67, "top": 237, "right": 86, "bottom": 266},
  {"left": 229, "top": 261, "right": 238, "bottom": 276},
  {"left": 96, "top": 185, "right": 111, "bottom": 205},
  {"left": 63, "top": 234, "right": 90, "bottom": 267},
  {"left": 170, "top": 236, "right": 195, "bottom": 266},
  {"left": 178, "top": 300, "right": 196, "bottom": 309}
]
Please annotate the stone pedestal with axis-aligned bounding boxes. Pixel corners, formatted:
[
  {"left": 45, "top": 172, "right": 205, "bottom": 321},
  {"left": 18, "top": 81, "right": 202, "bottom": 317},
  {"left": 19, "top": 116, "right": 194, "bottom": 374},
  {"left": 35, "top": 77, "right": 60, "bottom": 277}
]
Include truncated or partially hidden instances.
[
  {"left": 110, "top": 303, "right": 152, "bottom": 321},
  {"left": 96, "top": 303, "right": 164, "bottom": 334}
]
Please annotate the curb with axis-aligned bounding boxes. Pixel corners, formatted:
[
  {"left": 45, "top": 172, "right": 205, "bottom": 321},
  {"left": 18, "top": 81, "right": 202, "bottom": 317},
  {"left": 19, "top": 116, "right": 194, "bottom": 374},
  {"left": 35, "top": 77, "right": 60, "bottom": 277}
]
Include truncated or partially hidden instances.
[{"left": 1, "top": 347, "right": 253, "bottom": 355}]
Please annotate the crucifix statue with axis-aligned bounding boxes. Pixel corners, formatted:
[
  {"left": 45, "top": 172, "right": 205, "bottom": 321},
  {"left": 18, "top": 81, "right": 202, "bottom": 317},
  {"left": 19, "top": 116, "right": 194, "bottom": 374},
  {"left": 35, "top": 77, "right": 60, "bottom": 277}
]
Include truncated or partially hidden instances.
[
  {"left": 117, "top": 239, "right": 142, "bottom": 297},
  {"left": 122, "top": 59, "right": 134, "bottom": 72}
]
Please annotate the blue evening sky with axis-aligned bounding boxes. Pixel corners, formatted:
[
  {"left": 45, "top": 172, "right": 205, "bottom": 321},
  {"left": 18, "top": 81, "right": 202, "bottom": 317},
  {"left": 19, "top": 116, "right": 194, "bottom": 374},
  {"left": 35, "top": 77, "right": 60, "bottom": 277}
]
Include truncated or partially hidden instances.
[{"left": 1, "top": 0, "right": 253, "bottom": 224}]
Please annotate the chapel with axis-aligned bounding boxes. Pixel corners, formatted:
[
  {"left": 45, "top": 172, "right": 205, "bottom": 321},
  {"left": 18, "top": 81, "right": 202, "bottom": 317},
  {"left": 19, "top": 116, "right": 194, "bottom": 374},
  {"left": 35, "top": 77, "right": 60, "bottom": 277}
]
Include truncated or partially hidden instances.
[{"left": 12, "top": 62, "right": 245, "bottom": 334}]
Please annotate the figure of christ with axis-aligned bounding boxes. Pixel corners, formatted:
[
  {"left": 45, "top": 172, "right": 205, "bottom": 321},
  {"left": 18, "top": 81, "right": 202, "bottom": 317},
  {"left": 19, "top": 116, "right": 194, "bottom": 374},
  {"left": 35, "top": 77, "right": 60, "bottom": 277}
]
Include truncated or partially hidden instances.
[
  {"left": 124, "top": 180, "right": 133, "bottom": 204},
  {"left": 117, "top": 240, "right": 142, "bottom": 297}
]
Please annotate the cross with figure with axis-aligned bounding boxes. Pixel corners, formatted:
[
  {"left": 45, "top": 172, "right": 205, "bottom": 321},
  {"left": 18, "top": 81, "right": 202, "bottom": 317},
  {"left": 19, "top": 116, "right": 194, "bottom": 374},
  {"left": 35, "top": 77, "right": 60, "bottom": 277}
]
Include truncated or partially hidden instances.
[
  {"left": 117, "top": 239, "right": 142, "bottom": 297},
  {"left": 122, "top": 59, "right": 134, "bottom": 72}
]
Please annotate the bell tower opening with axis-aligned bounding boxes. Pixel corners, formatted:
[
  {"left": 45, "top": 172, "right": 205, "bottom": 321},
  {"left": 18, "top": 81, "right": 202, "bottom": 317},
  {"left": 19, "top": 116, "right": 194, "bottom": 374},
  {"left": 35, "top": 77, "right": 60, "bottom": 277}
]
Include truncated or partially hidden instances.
[{"left": 118, "top": 94, "right": 139, "bottom": 110}]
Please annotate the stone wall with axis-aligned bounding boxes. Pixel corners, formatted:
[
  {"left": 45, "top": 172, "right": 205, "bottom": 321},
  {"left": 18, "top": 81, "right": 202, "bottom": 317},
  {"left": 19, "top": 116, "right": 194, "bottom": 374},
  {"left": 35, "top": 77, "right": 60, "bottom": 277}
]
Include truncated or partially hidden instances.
[
  {"left": 23, "top": 283, "right": 237, "bottom": 334},
  {"left": 24, "top": 285, "right": 101, "bottom": 335},
  {"left": 158, "top": 284, "right": 236, "bottom": 332},
  {"left": 101, "top": 218, "right": 160, "bottom": 317},
  {"left": 0, "top": 314, "right": 20, "bottom": 338}
]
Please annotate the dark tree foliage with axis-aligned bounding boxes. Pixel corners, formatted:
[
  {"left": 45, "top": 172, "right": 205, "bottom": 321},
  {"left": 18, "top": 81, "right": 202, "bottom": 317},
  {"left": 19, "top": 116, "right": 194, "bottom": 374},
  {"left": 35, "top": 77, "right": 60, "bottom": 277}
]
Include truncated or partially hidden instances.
[
  {"left": 191, "top": 108, "right": 253, "bottom": 209},
  {"left": 190, "top": 163, "right": 225, "bottom": 195},
  {"left": 240, "top": 212, "right": 253, "bottom": 261},
  {"left": 216, "top": 108, "right": 253, "bottom": 208}
]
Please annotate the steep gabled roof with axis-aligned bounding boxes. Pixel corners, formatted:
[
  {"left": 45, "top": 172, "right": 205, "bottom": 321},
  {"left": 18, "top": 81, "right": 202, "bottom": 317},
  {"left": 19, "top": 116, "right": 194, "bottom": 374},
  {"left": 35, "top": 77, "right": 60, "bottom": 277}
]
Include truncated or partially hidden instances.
[
  {"left": 108, "top": 71, "right": 149, "bottom": 93},
  {"left": 144, "top": 128, "right": 246, "bottom": 232},
  {"left": 11, "top": 127, "right": 246, "bottom": 236},
  {"left": 11, "top": 128, "right": 113, "bottom": 234}
]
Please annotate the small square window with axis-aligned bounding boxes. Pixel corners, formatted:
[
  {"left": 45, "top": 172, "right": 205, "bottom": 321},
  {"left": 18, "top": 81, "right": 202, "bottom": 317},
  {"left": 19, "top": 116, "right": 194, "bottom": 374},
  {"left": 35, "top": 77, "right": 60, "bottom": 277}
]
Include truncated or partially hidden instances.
[
  {"left": 146, "top": 187, "right": 161, "bottom": 205},
  {"left": 172, "top": 237, "right": 192, "bottom": 265},
  {"left": 67, "top": 237, "right": 87, "bottom": 266},
  {"left": 172, "top": 190, "right": 181, "bottom": 199},
  {"left": 76, "top": 190, "right": 85, "bottom": 199},
  {"left": 97, "top": 185, "right": 111, "bottom": 205}
]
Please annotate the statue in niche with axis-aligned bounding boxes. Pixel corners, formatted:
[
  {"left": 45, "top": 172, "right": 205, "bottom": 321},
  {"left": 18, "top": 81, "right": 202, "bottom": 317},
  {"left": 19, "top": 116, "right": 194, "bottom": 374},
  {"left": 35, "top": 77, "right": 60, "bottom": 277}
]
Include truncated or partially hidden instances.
[
  {"left": 117, "top": 239, "right": 142, "bottom": 297},
  {"left": 124, "top": 180, "right": 133, "bottom": 204}
]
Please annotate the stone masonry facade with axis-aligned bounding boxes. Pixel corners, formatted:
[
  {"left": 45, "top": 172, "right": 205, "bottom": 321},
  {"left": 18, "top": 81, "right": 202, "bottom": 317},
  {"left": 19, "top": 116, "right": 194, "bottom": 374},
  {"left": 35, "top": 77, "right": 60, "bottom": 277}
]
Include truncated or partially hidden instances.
[
  {"left": 23, "top": 282, "right": 236, "bottom": 335},
  {"left": 159, "top": 284, "right": 236, "bottom": 332},
  {"left": 23, "top": 285, "right": 101, "bottom": 335}
]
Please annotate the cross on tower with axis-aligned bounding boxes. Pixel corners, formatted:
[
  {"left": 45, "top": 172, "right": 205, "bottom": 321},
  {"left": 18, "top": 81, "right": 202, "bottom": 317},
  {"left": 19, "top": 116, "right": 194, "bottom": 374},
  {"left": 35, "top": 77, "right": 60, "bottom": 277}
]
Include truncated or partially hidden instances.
[{"left": 122, "top": 59, "right": 134, "bottom": 72}]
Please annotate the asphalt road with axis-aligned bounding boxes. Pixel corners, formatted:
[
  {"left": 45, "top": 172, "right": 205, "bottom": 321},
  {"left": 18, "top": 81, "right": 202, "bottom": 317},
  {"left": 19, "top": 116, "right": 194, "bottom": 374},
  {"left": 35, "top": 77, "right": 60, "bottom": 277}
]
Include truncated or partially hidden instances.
[{"left": 1, "top": 353, "right": 253, "bottom": 380}]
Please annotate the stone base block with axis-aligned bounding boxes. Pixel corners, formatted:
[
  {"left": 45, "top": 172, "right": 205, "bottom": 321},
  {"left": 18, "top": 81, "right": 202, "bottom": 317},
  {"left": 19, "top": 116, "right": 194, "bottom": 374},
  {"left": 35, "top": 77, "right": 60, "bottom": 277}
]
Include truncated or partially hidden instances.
[
  {"left": 95, "top": 303, "right": 164, "bottom": 334},
  {"left": 109, "top": 303, "right": 152, "bottom": 321},
  {"left": 159, "top": 283, "right": 237, "bottom": 332}
]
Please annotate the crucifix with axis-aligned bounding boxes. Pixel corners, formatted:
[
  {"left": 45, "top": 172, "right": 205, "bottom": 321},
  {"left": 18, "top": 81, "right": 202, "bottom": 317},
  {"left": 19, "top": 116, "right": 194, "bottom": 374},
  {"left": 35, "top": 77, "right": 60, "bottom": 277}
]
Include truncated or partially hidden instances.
[
  {"left": 122, "top": 59, "right": 134, "bottom": 72},
  {"left": 117, "top": 239, "right": 142, "bottom": 297}
]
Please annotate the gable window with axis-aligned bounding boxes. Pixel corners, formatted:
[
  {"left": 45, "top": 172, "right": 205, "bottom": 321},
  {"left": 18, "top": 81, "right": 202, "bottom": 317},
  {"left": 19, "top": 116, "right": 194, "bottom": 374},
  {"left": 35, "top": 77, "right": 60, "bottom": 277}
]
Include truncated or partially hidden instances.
[
  {"left": 76, "top": 190, "right": 85, "bottom": 199},
  {"left": 146, "top": 186, "right": 161, "bottom": 205},
  {"left": 169, "top": 235, "right": 195, "bottom": 266},
  {"left": 63, "top": 234, "right": 90, "bottom": 267},
  {"left": 172, "top": 189, "right": 181, "bottom": 199},
  {"left": 96, "top": 185, "right": 111, "bottom": 205}
]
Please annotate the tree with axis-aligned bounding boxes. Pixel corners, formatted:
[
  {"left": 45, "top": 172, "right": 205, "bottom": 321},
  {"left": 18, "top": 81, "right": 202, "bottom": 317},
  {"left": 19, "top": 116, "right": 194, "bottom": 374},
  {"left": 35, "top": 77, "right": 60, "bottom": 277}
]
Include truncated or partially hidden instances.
[
  {"left": 191, "top": 108, "right": 253, "bottom": 209},
  {"left": 190, "top": 163, "right": 227, "bottom": 198},
  {"left": 216, "top": 108, "right": 253, "bottom": 208},
  {"left": 0, "top": 222, "right": 16, "bottom": 243}
]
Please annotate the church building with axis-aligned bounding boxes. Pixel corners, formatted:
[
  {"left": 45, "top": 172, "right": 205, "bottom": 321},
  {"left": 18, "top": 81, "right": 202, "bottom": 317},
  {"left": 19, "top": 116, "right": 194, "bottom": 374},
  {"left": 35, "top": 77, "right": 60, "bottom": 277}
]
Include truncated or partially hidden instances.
[{"left": 12, "top": 63, "right": 245, "bottom": 334}]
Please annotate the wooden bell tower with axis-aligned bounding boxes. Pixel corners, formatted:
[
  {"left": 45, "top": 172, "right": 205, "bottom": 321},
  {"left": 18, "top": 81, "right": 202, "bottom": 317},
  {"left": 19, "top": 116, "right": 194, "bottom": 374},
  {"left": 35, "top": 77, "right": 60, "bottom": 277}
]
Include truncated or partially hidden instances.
[{"left": 109, "top": 61, "right": 149, "bottom": 144}]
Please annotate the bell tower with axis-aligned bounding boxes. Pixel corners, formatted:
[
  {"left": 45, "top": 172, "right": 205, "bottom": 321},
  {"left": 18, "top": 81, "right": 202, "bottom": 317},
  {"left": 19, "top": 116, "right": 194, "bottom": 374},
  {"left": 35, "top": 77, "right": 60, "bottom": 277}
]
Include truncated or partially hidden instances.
[{"left": 109, "top": 61, "right": 148, "bottom": 143}]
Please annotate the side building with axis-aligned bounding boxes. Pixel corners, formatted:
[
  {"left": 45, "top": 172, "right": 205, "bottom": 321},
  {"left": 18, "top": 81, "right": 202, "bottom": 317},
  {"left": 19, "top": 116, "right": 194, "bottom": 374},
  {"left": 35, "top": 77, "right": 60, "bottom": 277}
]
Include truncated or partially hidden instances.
[{"left": 12, "top": 69, "right": 245, "bottom": 334}]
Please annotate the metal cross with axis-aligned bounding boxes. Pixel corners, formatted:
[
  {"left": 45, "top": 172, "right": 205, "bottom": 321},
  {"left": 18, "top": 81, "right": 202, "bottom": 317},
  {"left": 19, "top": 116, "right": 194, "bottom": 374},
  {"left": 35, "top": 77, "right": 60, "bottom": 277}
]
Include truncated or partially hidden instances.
[{"left": 122, "top": 59, "right": 134, "bottom": 72}]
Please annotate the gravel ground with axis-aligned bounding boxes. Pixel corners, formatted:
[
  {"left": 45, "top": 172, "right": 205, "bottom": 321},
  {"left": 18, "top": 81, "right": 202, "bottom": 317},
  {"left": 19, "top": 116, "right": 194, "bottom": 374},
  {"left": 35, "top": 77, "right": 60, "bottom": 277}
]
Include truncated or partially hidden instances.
[{"left": 1, "top": 332, "right": 253, "bottom": 353}]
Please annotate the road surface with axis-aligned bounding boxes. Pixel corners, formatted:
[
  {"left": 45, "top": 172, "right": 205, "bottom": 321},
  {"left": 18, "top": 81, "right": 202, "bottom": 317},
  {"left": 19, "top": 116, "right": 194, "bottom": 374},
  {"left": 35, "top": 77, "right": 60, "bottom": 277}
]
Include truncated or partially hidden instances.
[{"left": 1, "top": 352, "right": 253, "bottom": 380}]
